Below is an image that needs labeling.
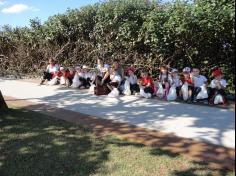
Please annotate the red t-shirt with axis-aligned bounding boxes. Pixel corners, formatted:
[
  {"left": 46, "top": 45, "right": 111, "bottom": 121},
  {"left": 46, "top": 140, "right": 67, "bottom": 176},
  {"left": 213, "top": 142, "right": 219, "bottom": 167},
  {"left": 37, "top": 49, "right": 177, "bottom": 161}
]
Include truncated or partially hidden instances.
[
  {"left": 141, "top": 76, "right": 154, "bottom": 89},
  {"left": 65, "top": 71, "right": 75, "bottom": 78},
  {"left": 52, "top": 71, "right": 62, "bottom": 78},
  {"left": 185, "top": 78, "right": 194, "bottom": 85},
  {"left": 55, "top": 70, "right": 75, "bottom": 78}
]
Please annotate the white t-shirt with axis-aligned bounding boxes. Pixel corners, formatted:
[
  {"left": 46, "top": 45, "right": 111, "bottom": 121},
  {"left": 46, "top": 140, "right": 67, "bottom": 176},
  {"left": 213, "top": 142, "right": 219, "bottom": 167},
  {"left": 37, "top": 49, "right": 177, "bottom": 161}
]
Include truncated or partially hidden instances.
[
  {"left": 172, "top": 76, "right": 182, "bottom": 87},
  {"left": 211, "top": 79, "right": 227, "bottom": 89},
  {"left": 193, "top": 75, "right": 207, "bottom": 87},
  {"left": 159, "top": 74, "right": 173, "bottom": 84},
  {"left": 77, "top": 72, "right": 84, "bottom": 78},
  {"left": 97, "top": 64, "right": 109, "bottom": 76},
  {"left": 128, "top": 75, "right": 138, "bottom": 85},
  {"left": 79, "top": 72, "right": 92, "bottom": 79},
  {"left": 110, "top": 74, "right": 122, "bottom": 83},
  {"left": 46, "top": 64, "right": 59, "bottom": 73}
]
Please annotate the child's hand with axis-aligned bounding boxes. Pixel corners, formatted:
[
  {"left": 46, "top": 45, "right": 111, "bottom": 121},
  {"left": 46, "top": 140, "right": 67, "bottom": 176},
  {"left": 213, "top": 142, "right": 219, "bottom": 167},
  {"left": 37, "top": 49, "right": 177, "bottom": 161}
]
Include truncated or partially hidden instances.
[
  {"left": 190, "top": 73, "right": 194, "bottom": 78},
  {"left": 216, "top": 81, "right": 222, "bottom": 88}
]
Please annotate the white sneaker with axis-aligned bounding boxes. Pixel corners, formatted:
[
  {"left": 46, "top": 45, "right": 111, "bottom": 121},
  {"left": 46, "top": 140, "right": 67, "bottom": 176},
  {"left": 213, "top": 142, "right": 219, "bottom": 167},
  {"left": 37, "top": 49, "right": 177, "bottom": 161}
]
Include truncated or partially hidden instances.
[{"left": 147, "top": 93, "right": 152, "bottom": 99}]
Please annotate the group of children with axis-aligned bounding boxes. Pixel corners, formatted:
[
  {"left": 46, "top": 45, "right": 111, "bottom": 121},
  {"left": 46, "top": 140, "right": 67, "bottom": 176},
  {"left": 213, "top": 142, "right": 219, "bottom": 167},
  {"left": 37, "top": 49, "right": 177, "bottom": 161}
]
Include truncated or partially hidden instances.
[{"left": 40, "top": 58, "right": 229, "bottom": 106}]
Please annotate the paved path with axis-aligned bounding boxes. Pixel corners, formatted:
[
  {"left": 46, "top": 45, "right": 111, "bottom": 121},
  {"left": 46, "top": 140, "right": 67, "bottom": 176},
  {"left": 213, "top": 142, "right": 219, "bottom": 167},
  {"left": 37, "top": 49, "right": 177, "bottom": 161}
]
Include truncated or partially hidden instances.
[{"left": 0, "top": 78, "right": 235, "bottom": 149}]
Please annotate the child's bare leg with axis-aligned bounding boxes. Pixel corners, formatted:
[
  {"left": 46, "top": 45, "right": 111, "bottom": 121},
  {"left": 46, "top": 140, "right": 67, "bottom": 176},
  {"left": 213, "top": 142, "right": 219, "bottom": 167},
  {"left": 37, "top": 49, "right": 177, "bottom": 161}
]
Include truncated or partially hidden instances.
[
  {"left": 164, "top": 82, "right": 170, "bottom": 100},
  {"left": 188, "top": 90, "right": 192, "bottom": 100},
  {"left": 107, "top": 84, "right": 113, "bottom": 91},
  {"left": 179, "top": 91, "right": 182, "bottom": 99}
]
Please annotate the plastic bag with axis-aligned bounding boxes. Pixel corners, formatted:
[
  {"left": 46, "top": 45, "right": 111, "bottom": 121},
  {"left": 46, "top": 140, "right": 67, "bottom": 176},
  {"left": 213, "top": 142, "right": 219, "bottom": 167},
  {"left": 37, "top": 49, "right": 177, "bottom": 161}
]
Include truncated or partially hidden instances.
[
  {"left": 90, "top": 73, "right": 96, "bottom": 82},
  {"left": 167, "top": 86, "right": 177, "bottom": 101},
  {"left": 73, "top": 74, "right": 80, "bottom": 82},
  {"left": 156, "top": 83, "right": 164, "bottom": 98},
  {"left": 182, "top": 83, "right": 189, "bottom": 101},
  {"left": 123, "top": 80, "right": 132, "bottom": 96},
  {"left": 196, "top": 85, "right": 208, "bottom": 100},
  {"left": 214, "top": 94, "right": 224, "bottom": 105},
  {"left": 60, "top": 76, "right": 66, "bottom": 85},
  {"left": 108, "top": 88, "right": 120, "bottom": 98},
  {"left": 48, "top": 77, "right": 58, "bottom": 86},
  {"left": 89, "top": 84, "right": 96, "bottom": 93},
  {"left": 140, "top": 87, "right": 152, "bottom": 99},
  {"left": 71, "top": 74, "right": 81, "bottom": 88},
  {"left": 71, "top": 81, "right": 81, "bottom": 88}
]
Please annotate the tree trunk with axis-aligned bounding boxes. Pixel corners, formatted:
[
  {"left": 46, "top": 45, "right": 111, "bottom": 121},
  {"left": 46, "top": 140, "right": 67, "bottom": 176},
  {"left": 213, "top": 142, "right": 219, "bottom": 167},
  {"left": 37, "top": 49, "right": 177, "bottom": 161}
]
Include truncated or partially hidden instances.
[{"left": 0, "top": 90, "right": 8, "bottom": 113}]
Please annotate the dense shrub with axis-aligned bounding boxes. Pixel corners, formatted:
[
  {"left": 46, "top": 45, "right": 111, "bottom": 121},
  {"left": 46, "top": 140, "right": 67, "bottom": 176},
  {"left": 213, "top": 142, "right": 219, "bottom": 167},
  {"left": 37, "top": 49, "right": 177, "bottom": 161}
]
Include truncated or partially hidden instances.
[{"left": 0, "top": 0, "right": 235, "bottom": 89}]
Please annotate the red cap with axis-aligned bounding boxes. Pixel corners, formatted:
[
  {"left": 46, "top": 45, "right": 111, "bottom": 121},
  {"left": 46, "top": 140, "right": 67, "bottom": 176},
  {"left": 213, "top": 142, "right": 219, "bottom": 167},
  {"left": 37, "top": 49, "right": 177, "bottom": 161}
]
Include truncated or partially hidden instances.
[
  {"left": 126, "top": 67, "right": 136, "bottom": 73},
  {"left": 212, "top": 69, "right": 223, "bottom": 77}
]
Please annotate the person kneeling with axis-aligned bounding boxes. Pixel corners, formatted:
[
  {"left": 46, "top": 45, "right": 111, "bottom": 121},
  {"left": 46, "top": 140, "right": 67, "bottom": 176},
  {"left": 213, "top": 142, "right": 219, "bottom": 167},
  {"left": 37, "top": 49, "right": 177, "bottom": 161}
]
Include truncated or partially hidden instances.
[{"left": 139, "top": 71, "right": 155, "bottom": 99}]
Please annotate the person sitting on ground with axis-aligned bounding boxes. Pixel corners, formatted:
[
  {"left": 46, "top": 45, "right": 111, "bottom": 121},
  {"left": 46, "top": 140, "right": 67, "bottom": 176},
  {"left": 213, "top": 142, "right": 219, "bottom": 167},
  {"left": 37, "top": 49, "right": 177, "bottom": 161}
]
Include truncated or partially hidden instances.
[
  {"left": 159, "top": 65, "right": 173, "bottom": 100},
  {"left": 171, "top": 68, "right": 182, "bottom": 99},
  {"left": 40, "top": 58, "right": 59, "bottom": 85},
  {"left": 192, "top": 68, "right": 208, "bottom": 103},
  {"left": 209, "top": 68, "right": 228, "bottom": 106},
  {"left": 100, "top": 59, "right": 124, "bottom": 86},
  {"left": 180, "top": 70, "right": 194, "bottom": 102},
  {"left": 107, "top": 67, "right": 122, "bottom": 92},
  {"left": 95, "top": 59, "right": 110, "bottom": 86},
  {"left": 78, "top": 65, "right": 92, "bottom": 89},
  {"left": 59, "top": 67, "right": 75, "bottom": 87},
  {"left": 139, "top": 71, "right": 155, "bottom": 98},
  {"left": 71, "top": 66, "right": 83, "bottom": 88},
  {"left": 127, "top": 69, "right": 140, "bottom": 95}
]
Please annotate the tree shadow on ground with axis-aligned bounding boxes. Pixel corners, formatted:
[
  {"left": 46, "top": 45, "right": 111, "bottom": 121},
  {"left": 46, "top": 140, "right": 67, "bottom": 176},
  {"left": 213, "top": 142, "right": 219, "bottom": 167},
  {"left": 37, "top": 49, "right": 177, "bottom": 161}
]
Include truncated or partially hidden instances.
[
  {"left": 0, "top": 108, "right": 109, "bottom": 176},
  {"left": 0, "top": 108, "right": 234, "bottom": 176},
  {"left": 172, "top": 161, "right": 233, "bottom": 176}
]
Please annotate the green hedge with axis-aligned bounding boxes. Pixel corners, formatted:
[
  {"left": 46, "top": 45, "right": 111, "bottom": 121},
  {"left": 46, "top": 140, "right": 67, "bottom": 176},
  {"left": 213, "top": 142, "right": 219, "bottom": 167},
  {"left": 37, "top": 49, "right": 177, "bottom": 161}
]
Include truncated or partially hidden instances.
[{"left": 0, "top": 0, "right": 235, "bottom": 89}]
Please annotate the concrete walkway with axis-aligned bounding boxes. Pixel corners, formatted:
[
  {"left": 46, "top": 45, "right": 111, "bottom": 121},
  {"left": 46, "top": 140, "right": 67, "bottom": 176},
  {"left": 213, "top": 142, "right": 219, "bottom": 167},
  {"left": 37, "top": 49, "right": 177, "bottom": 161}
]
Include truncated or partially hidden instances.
[{"left": 0, "top": 78, "right": 235, "bottom": 149}]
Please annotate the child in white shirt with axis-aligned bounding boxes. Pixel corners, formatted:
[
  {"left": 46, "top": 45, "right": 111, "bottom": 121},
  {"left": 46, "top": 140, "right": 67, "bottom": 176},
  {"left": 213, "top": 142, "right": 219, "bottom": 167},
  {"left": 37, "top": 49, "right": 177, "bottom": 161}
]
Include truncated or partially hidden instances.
[
  {"left": 171, "top": 69, "right": 182, "bottom": 98},
  {"left": 79, "top": 65, "right": 92, "bottom": 89},
  {"left": 40, "top": 58, "right": 59, "bottom": 85},
  {"left": 192, "top": 68, "right": 208, "bottom": 102},
  {"left": 107, "top": 68, "right": 122, "bottom": 92},
  {"left": 127, "top": 69, "right": 140, "bottom": 94},
  {"left": 159, "top": 65, "right": 173, "bottom": 100},
  {"left": 210, "top": 68, "right": 228, "bottom": 105}
]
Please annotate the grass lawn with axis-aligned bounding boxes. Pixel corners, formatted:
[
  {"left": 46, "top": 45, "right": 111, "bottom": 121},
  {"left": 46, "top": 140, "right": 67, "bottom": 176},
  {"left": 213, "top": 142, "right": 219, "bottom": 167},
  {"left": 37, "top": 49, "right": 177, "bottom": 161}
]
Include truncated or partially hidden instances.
[{"left": 0, "top": 107, "right": 235, "bottom": 176}]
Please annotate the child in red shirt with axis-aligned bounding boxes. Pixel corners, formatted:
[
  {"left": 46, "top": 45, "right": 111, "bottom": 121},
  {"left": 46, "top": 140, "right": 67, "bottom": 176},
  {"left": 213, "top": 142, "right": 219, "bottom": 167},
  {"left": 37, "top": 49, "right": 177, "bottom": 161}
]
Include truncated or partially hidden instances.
[
  {"left": 139, "top": 71, "right": 155, "bottom": 95},
  {"left": 58, "top": 67, "right": 76, "bottom": 86}
]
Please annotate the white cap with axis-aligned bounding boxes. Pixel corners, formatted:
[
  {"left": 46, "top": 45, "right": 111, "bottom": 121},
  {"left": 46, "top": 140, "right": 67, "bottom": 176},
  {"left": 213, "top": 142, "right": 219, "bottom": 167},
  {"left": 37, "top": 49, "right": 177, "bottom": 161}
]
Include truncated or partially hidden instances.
[
  {"left": 183, "top": 67, "right": 191, "bottom": 73},
  {"left": 171, "top": 68, "right": 178, "bottom": 73},
  {"left": 60, "top": 67, "right": 65, "bottom": 71},
  {"left": 82, "top": 65, "right": 89, "bottom": 69},
  {"left": 104, "top": 64, "right": 110, "bottom": 69}
]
